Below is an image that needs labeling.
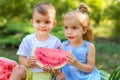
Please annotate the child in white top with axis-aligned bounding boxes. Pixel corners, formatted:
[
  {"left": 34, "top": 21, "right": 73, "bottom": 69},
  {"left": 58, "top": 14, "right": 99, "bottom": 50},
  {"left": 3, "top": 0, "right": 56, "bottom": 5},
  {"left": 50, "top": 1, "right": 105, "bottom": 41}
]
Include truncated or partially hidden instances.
[{"left": 9, "top": 2, "right": 64, "bottom": 80}]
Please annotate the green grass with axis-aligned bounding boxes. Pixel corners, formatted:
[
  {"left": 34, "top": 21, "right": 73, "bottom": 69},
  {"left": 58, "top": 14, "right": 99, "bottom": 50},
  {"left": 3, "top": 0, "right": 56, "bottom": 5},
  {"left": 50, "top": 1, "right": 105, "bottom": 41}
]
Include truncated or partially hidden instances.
[
  {"left": 95, "top": 39, "right": 120, "bottom": 73},
  {"left": 95, "top": 38, "right": 120, "bottom": 54},
  {"left": 0, "top": 49, "right": 18, "bottom": 62}
]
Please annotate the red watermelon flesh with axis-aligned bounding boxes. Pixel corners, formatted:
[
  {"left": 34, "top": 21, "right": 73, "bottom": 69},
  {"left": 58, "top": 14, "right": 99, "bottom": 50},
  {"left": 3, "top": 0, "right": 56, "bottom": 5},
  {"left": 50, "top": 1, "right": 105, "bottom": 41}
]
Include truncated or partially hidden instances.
[
  {"left": 0, "top": 57, "right": 17, "bottom": 80},
  {"left": 32, "top": 48, "right": 69, "bottom": 69}
]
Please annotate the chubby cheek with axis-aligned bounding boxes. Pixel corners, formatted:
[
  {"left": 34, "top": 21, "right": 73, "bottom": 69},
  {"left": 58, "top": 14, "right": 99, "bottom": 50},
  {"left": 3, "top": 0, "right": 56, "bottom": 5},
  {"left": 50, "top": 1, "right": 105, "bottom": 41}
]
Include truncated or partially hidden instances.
[
  {"left": 48, "top": 24, "right": 54, "bottom": 31},
  {"left": 32, "top": 22, "right": 39, "bottom": 28},
  {"left": 33, "top": 25, "right": 39, "bottom": 32},
  {"left": 33, "top": 24, "right": 38, "bottom": 27},
  {"left": 32, "top": 24, "right": 38, "bottom": 28},
  {"left": 33, "top": 27, "right": 38, "bottom": 32}
]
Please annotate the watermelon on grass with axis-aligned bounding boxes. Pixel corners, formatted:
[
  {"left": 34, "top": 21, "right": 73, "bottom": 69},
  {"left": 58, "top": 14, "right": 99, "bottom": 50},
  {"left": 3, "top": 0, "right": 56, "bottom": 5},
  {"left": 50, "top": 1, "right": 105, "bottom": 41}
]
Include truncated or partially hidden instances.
[
  {"left": 0, "top": 57, "right": 17, "bottom": 80},
  {"left": 109, "top": 66, "right": 120, "bottom": 80},
  {"left": 99, "top": 70, "right": 110, "bottom": 80},
  {"left": 31, "top": 48, "right": 69, "bottom": 69}
]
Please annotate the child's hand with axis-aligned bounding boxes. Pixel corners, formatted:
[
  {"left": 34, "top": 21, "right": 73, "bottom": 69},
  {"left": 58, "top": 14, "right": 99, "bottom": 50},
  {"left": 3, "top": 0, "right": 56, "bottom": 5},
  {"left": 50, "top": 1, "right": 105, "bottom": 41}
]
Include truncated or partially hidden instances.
[
  {"left": 43, "top": 65, "right": 54, "bottom": 73},
  {"left": 67, "top": 53, "right": 78, "bottom": 66},
  {"left": 55, "top": 70, "right": 66, "bottom": 80},
  {"left": 27, "top": 56, "right": 36, "bottom": 67}
]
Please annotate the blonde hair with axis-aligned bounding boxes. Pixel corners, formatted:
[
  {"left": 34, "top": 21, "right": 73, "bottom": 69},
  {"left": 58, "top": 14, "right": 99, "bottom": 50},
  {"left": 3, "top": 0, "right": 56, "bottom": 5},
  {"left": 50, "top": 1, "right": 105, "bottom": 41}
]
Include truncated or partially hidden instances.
[
  {"left": 63, "top": 3, "right": 93, "bottom": 42},
  {"left": 32, "top": 2, "right": 56, "bottom": 19}
]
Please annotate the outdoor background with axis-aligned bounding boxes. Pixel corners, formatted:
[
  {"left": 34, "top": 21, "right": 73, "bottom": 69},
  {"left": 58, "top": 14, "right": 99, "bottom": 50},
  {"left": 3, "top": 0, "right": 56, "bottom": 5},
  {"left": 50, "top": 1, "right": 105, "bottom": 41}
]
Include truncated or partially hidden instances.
[{"left": 0, "top": 0, "right": 120, "bottom": 74}]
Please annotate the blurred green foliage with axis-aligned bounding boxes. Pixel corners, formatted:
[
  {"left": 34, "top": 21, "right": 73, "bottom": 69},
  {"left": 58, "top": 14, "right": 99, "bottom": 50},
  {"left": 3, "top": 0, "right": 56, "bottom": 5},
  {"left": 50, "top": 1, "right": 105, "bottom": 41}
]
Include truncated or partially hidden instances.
[
  {"left": 0, "top": 0, "right": 120, "bottom": 48},
  {"left": 105, "top": 0, "right": 120, "bottom": 42}
]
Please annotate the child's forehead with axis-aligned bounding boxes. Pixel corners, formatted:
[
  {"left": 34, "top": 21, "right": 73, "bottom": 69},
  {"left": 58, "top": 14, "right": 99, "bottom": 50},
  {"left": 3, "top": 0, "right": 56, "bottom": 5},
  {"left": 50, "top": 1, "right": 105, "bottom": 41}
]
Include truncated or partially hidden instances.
[
  {"left": 32, "top": 10, "right": 55, "bottom": 20},
  {"left": 64, "top": 18, "right": 80, "bottom": 25},
  {"left": 32, "top": 11, "right": 54, "bottom": 19},
  {"left": 64, "top": 12, "right": 86, "bottom": 19},
  {"left": 64, "top": 15, "right": 80, "bottom": 23},
  {"left": 64, "top": 13, "right": 87, "bottom": 24}
]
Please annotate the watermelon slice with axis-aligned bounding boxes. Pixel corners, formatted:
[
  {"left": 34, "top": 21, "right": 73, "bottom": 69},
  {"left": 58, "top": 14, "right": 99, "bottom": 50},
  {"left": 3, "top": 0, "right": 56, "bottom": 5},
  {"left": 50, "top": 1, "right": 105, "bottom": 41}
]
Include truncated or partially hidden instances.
[
  {"left": 0, "top": 57, "right": 17, "bottom": 80},
  {"left": 31, "top": 48, "right": 69, "bottom": 69}
]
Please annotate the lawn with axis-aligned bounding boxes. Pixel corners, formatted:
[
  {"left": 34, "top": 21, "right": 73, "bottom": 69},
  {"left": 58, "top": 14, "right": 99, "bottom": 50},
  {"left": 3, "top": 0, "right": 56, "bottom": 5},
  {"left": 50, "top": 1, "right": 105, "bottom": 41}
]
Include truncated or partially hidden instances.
[
  {"left": 0, "top": 48, "right": 18, "bottom": 62},
  {"left": 95, "top": 38, "right": 120, "bottom": 74}
]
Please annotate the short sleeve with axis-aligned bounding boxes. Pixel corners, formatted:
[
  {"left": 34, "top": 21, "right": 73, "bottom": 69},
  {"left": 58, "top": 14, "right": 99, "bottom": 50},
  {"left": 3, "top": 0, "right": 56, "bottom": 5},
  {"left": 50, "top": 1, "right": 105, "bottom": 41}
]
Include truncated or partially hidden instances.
[{"left": 16, "top": 36, "right": 31, "bottom": 57}]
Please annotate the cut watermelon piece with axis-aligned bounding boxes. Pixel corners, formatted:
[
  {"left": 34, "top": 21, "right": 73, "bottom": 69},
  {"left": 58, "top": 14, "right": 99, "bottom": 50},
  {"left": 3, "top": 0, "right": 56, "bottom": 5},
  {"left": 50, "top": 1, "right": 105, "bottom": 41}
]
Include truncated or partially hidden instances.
[
  {"left": 31, "top": 48, "right": 69, "bottom": 69},
  {"left": 0, "top": 57, "right": 17, "bottom": 80}
]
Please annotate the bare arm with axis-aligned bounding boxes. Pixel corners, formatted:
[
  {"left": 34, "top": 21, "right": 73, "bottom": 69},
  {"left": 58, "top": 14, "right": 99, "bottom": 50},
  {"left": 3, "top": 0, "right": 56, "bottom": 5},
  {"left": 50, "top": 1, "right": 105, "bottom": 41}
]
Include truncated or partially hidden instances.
[
  {"left": 67, "top": 43, "right": 95, "bottom": 73},
  {"left": 18, "top": 55, "right": 36, "bottom": 67}
]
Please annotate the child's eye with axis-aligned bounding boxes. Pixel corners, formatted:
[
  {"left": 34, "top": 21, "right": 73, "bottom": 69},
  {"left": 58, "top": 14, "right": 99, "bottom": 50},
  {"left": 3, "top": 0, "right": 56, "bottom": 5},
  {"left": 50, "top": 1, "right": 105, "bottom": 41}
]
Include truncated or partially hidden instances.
[
  {"left": 45, "top": 21, "right": 51, "bottom": 24},
  {"left": 36, "top": 20, "right": 40, "bottom": 23},
  {"left": 72, "top": 26, "right": 78, "bottom": 29},
  {"left": 64, "top": 26, "right": 68, "bottom": 29}
]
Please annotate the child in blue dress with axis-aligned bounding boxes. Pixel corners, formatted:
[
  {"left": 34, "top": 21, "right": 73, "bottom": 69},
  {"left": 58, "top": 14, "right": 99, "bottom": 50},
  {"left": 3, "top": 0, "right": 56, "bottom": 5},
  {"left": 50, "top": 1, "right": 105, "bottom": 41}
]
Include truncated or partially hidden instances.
[{"left": 61, "top": 3, "right": 100, "bottom": 80}]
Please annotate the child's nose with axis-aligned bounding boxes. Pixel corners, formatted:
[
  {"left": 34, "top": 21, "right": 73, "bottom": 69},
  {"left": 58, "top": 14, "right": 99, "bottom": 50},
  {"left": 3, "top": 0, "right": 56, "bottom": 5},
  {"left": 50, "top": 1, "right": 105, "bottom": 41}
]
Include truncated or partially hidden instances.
[
  {"left": 39, "top": 22, "right": 45, "bottom": 27},
  {"left": 68, "top": 29, "right": 72, "bottom": 34}
]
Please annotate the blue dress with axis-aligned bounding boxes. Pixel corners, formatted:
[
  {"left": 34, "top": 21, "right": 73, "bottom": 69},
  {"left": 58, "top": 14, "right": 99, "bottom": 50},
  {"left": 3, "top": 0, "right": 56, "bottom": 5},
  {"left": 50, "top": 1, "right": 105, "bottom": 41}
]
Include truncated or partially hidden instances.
[{"left": 61, "top": 40, "right": 100, "bottom": 80}]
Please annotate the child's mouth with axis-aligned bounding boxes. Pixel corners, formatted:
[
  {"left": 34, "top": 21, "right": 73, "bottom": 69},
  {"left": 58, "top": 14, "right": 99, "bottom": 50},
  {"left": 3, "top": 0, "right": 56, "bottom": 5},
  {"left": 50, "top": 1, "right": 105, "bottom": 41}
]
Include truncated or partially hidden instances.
[
  {"left": 40, "top": 29, "right": 47, "bottom": 31},
  {"left": 67, "top": 36, "right": 74, "bottom": 39}
]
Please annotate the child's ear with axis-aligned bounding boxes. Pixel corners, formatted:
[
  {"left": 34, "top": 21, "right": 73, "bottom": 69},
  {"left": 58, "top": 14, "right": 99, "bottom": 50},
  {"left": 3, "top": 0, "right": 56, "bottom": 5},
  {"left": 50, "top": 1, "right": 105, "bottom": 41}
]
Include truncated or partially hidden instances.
[{"left": 53, "top": 20, "right": 57, "bottom": 25}]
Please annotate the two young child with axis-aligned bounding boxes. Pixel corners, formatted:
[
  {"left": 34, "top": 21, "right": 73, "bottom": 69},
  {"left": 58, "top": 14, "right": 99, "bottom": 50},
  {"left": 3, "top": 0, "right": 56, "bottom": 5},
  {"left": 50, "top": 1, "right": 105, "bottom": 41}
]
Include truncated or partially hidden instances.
[{"left": 9, "top": 2, "right": 100, "bottom": 80}]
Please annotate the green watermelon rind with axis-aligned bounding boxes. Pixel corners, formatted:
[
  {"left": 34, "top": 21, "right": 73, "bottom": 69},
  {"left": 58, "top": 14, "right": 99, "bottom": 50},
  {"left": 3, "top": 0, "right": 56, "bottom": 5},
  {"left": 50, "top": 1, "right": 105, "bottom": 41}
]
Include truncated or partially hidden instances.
[
  {"left": 99, "top": 70, "right": 110, "bottom": 80},
  {"left": 109, "top": 67, "right": 120, "bottom": 80},
  {"left": 31, "top": 48, "right": 68, "bottom": 69}
]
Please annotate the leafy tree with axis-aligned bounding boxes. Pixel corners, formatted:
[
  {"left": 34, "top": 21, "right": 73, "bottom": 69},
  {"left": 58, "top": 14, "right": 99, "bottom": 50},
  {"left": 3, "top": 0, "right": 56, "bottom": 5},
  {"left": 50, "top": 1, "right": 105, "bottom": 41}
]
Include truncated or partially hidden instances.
[
  {"left": 0, "top": 0, "right": 117, "bottom": 48},
  {"left": 84, "top": 0, "right": 111, "bottom": 25},
  {"left": 105, "top": 0, "right": 120, "bottom": 42},
  {"left": 0, "top": 0, "right": 32, "bottom": 48}
]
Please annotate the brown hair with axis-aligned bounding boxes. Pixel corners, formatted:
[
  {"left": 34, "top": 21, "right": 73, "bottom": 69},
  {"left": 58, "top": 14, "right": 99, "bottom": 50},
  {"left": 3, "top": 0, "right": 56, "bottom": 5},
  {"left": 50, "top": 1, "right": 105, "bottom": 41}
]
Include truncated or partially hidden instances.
[
  {"left": 32, "top": 2, "right": 56, "bottom": 19},
  {"left": 63, "top": 3, "right": 93, "bottom": 42}
]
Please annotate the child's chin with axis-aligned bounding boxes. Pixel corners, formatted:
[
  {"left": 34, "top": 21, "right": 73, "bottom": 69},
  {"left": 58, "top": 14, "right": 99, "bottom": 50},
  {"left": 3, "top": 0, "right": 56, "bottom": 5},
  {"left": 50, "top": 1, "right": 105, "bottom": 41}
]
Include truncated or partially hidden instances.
[{"left": 38, "top": 31, "right": 48, "bottom": 34}]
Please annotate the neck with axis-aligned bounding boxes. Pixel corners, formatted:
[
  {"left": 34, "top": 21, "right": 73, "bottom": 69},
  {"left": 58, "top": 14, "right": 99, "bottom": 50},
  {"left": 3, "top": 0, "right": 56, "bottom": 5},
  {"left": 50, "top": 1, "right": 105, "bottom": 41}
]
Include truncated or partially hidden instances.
[{"left": 36, "top": 33, "right": 50, "bottom": 42}]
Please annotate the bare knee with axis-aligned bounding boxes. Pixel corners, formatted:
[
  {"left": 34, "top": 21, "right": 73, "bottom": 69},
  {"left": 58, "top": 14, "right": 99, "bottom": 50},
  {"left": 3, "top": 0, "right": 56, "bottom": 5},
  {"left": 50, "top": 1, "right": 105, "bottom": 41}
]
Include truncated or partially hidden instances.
[
  {"left": 12, "top": 65, "right": 26, "bottom": 77},
  {"left": 9, "top": 65, "right": 26, "bottom": 80}
]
